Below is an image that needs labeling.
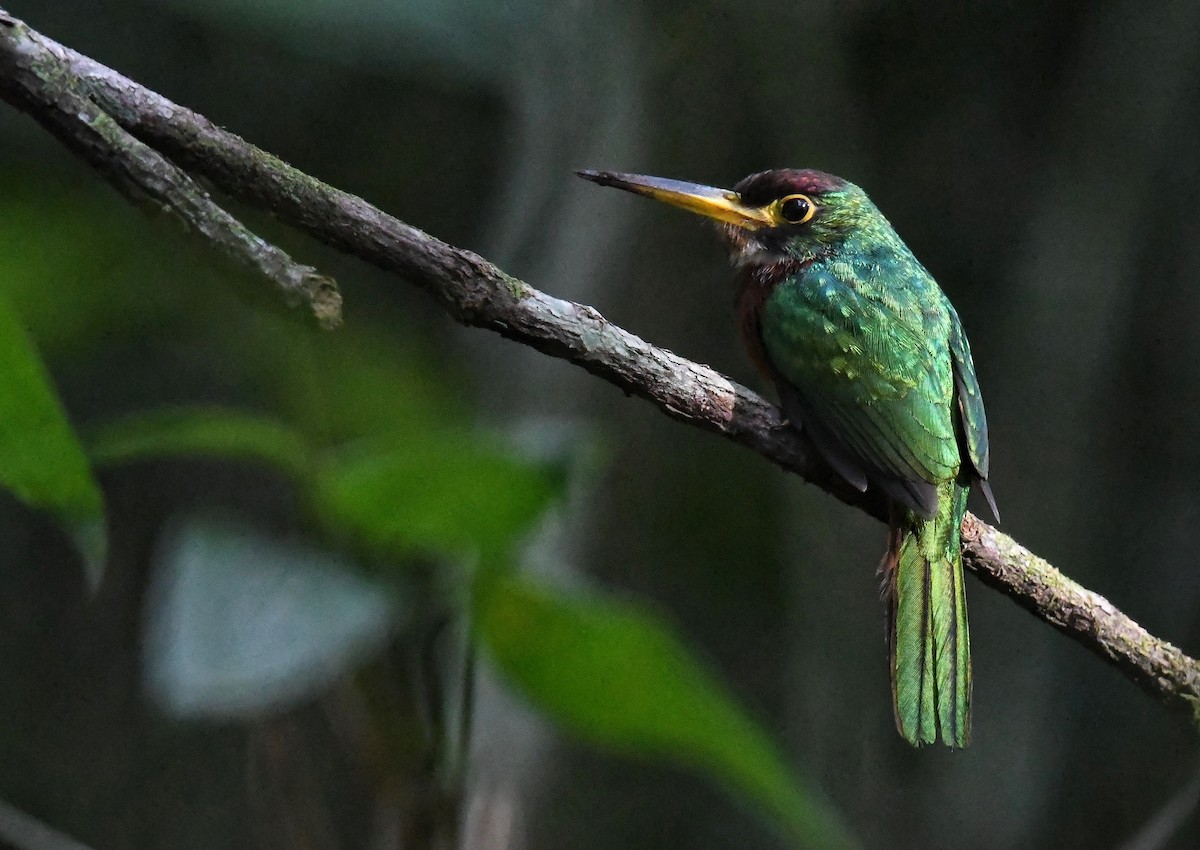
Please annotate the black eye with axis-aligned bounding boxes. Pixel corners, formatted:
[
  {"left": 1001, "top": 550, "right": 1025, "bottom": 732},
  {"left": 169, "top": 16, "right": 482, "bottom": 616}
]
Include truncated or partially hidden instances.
[{"left": 779, "top": 194, "right": 815, "bottom": 224}]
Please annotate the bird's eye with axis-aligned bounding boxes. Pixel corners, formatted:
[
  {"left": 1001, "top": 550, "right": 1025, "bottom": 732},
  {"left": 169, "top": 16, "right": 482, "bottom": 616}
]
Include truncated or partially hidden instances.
[{"left": 778, "top": 194, "right": 816, "bottom": 224}]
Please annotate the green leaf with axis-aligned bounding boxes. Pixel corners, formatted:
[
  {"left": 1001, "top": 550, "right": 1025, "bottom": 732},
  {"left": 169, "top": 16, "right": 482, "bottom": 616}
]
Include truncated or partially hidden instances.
[
  {"left": 221, "top": 317, "right": 462, "bottom": 448},
  {"left": 476, "top": 574, "right": 859, "bottom": 850},
  {"left": 311, "top": 434, "right": 562, "bottom": 566},
  {"left": 0, "top": 294, "right": 104, "bottom": 569},
  {"left": 0, "top": 182, "right": 196, "bottom": 358},
  {"left": 88, "top": 407, "right": 311, "bottom": 479}
]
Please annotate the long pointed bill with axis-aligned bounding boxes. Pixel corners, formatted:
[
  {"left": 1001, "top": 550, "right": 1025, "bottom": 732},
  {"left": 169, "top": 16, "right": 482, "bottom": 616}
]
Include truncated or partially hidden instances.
[{"left": 576, "top": 170, "right": 772, "bottom": 230}]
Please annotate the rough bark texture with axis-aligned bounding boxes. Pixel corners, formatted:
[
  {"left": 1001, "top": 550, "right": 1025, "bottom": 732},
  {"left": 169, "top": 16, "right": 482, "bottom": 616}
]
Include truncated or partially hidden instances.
[
  {"left": 962, "top": 516, "right": 1200, "bottom": 711},
  {"left": 0, "top": 8, "right": 1196, "bottom": 717}
]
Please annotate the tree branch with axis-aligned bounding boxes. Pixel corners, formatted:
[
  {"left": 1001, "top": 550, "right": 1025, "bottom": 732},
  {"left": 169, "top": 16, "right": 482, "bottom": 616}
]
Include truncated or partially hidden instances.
[
  {"left": 0, "top": 11, "right": 341, "bottom": 329},
  {"left": 1, "top": 9, "right": 1197, "bottom": 718}
]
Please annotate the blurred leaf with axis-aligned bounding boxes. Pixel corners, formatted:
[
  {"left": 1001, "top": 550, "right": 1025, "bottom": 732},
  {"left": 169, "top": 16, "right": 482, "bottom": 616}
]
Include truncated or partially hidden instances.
[
  {"left": 87, "top": 409, "right": 563, "bottom": 575},
  {"left": 88, "top": 406, "right": 311, "bottom": 479},
  {"left": 0, "top": 294, "right": 105, "bottom": 570},
  {"left": 145, "top": 518, "right": 401, "bottom": 718},
  {"left": 476, "top": 574, "right": 859, "bottom": 850},
  {"left": 0, "top": 181, "right": 193, "bottom": 357},
  {"left": 242, "top": 323, "right": 462, "bottom": 446},
  {"left": 312, "top": 433, "right": 562, "bottom": 566}
]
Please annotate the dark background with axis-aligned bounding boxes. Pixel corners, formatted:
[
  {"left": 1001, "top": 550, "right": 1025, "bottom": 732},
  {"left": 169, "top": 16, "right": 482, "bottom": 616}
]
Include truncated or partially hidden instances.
[{"left": 1, "top": 1, "right": 1198, "bottom": 848}]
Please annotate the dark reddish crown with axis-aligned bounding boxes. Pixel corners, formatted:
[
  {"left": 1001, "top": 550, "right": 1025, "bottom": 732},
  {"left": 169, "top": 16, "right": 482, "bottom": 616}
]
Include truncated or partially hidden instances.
[{"left": 733, "top": 169, "right": 848, "bottom": 206}]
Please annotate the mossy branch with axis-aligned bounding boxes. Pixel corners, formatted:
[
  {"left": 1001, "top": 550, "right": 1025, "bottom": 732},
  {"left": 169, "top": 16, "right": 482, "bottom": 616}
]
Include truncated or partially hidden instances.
[{"left": 0, "top": 9, "right": 1196, "bottom": 716}]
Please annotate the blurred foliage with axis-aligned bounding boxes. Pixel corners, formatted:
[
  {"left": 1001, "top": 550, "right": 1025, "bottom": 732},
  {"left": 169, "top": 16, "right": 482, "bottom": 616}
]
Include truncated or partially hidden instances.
[
  {"left": 311, "top": 433, "right": 564, "bottom": 568},
  {"left": 89, "top": 408, "right": 312, "bottom": 478},
  {"left": 142, "top": 518, "right": 401, "bottom": 718},
  {"left": 88, "top": 408, "right": 566, "bottom": 570},
  {"left": 476, "top": 573, "right": 857, "bottom": 849},
  {"left": 0, "top": 293, "right": 104, "bottom": 572},
  {"left": 0, "top": 117, "right": 837, "bottom": 848}
]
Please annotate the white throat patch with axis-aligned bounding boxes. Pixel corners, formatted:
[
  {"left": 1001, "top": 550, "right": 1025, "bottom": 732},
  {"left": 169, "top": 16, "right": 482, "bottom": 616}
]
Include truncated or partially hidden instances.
[{"left": 730, "top": 240, "right": 788, "bottom": 269}]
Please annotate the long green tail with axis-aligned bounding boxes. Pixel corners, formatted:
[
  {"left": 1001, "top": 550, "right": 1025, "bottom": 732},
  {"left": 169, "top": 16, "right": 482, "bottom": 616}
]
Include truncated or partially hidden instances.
[{"left": 885, "top": 481, "right": 971, "bottom": 747}]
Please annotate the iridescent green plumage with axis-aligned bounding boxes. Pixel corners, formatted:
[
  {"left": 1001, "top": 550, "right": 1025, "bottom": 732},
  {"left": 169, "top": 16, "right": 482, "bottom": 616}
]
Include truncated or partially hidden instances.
[
  {"left": 741, "top": 170, "right": 991, "bottom": 747},
  {"left": 889, "top": 481, "right": 971, "bottom": 745},
  {"left": 578, "top": 168, "right": 997, "bottom": 747}
]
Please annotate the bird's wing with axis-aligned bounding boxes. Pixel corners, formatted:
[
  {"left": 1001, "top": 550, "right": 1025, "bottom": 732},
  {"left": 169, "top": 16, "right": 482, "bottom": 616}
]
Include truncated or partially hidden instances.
[
  {"left": 760, "top": 264, "right": 961, "bottom": 516},
  {"left": 946, "top": 302, "right": 989, "bottom": 480},
  {"left": 946, "top": 300, "right": 999, "bottom": 521}
]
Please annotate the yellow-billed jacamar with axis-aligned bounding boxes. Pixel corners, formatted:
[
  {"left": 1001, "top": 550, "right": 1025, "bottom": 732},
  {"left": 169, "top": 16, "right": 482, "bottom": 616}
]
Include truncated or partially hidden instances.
[{"left": 578, "top": 168, "right": 998, "bottom": 747}]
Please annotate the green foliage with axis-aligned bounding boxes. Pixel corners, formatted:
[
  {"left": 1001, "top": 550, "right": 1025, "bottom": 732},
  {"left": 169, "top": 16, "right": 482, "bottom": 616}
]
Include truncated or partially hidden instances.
[
  {"left": 0, "top": 293, "right": 104, "bottom": 573},
  {"left": 89, "top": 406, "right": 562, "bottom": 570},
  {"left": 86, "top": 401, "right": 848, "bottom": 845},
  {"left": 0, "top": 184, "right": 188, "bottom": 357},
  {"left": 1, "top": 177, "right": 849, "bottom": 847},
  {"left": 312, "top": 434, "right": 563, "bottom": 567},
  {"left": 232, "top": 321, "right": 462, "bottom": 445},
  {"left": 88, "top": 407, "right": 311, "bottom": 478},
  {"left": 476, "top": 573, "right": 860, "bottom": 850}
]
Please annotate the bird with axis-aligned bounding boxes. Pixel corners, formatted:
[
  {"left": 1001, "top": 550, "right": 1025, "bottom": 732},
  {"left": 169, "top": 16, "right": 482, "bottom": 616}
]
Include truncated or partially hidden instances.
[{"left": 577, "top": 167, "right": 997, "bottom": 747}]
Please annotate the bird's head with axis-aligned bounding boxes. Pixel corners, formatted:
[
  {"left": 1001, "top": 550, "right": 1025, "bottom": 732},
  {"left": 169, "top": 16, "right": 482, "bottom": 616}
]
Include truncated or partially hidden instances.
[{"left": 577, "top": 168, "right": 875, "bottom": 267}]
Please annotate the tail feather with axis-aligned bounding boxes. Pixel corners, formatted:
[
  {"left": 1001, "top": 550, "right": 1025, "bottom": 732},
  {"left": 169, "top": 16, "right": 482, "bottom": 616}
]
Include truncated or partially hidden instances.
[{"left": 885, "top": 482, "right": 971, "bottom": 747}]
